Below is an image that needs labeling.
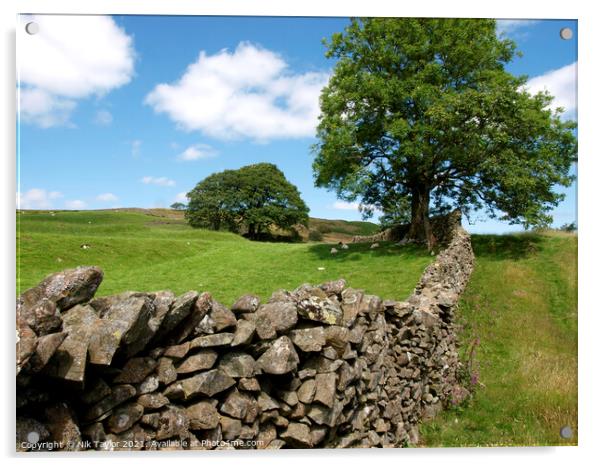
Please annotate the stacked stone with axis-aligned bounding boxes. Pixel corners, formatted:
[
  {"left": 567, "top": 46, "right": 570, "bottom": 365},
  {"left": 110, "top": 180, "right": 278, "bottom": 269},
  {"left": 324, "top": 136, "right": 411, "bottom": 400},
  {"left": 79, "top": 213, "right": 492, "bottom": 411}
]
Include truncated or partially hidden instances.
[{"left": 16, "top": 212, "right": 475, "bottom": 452}]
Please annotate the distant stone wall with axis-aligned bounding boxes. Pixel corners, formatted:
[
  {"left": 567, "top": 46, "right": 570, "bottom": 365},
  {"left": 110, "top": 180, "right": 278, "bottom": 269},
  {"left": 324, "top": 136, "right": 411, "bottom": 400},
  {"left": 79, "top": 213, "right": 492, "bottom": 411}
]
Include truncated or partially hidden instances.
[
  {"left": 351, "top": 211, "right": 461, "bottom": 245},
  {"left": 16, "top": 212, "right": 474, "bottom": 451}
]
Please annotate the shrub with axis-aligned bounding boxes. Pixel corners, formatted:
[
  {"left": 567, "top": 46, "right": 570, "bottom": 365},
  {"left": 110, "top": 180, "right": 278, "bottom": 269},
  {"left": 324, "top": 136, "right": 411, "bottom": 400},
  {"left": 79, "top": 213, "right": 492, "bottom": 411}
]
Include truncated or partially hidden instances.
[{"left": 308, "top": 229, "right": 324, "bottom": 242}]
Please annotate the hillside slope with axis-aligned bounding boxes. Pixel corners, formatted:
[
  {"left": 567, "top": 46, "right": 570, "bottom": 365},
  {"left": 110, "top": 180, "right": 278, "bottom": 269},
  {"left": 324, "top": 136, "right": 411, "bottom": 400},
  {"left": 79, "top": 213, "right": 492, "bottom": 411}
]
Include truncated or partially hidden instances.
[{"left": 83, "top": 208, "right": 381, "bottom": 242}]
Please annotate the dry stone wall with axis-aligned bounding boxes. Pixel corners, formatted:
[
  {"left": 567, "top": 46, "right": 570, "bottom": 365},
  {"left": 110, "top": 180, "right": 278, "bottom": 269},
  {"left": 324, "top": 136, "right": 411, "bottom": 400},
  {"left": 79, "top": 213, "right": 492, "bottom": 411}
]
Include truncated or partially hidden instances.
[{"left": 16, "top": 211, "right": 474, "bottom": 451}]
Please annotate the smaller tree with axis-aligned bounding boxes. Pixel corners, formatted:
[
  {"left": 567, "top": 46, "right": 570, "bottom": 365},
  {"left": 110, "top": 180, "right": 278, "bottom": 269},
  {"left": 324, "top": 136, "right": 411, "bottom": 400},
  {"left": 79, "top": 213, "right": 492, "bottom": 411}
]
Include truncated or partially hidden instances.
[
  {"left": 170, "top": 202, "right": 187, "bottom": 211},
  {"left": 186, "top": 163, "right": 309, "bottom": 239},
  {"left": 559, "top": 222, "right": 577, "bottom": 233}
]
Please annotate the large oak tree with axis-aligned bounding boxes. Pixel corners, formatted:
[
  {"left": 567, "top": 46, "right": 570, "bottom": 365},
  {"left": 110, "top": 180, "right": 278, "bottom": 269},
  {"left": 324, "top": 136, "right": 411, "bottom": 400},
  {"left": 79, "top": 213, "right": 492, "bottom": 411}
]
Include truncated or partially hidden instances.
[
  {"left": 186, "top": 163, "right": 309, "bottom": 239},
  {"left": 313, "top": 18, "right": 577, "bottom": 247}
]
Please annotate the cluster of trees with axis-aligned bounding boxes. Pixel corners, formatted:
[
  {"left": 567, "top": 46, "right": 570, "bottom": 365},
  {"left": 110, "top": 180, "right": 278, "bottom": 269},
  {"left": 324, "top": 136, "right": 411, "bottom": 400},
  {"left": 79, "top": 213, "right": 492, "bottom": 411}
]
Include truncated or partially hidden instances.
[
  {"left": 313, "top": 18, "right": 577, "bottom": 247},
  {"left": 184, "top": 163, "right": 309, "bottom": 239}
]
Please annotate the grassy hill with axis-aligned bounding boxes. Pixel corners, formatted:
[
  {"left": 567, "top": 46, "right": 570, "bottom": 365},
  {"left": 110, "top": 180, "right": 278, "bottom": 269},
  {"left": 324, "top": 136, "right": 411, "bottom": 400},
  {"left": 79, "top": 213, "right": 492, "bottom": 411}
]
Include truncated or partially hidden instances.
[
  {"left": 308, "top": 217, "right": 380, "bottom": 242},
  {"left": 16, "top": 209, "right": 430, "bottom": 304},
  {"left": 420, "top": 231, "right": 578, "bottom": 446}
]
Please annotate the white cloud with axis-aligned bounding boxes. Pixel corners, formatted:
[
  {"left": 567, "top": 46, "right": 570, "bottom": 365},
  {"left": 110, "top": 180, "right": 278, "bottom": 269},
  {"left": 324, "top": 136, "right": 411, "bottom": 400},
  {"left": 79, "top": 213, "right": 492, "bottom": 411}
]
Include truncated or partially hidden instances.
[
  {"left": 65, "top": 200, "right": 87, "bottom": 210},
  {"left": 96, "top": 192, "right": 118, "bottom": 202},
  {"left": 141, "top": 176, "right": 176, "bottom": 187},
  {"left": 95, "top": 109, "right": 113, "bottom": 126},
  {"left": 178, "top": 144, "right": 218, "bottom": 161},
  {"left": 526, "top": 62, "right": 577, "bottom": 118},
  {"left": 17, "top": 189, "right": 63, "bottom": 209},
  {"left": 333, "top": 201, "right": 360, "bottom": 211},
  {"left": 131, "top": 139, "right": 142, "bottom": 157},
  {"left": 174, "top": 192, "right": 188, "bottom": 202},
  {"left": 145, "top": 42, "right": 330, "bottom": 141},
  {"left": 18, "top": 15, "right": 135, "bottom": 127},
  {"left": 19, "top": 88, "right": 76, "bottom": 128},
  {"left": 496, "top": 19, "right": 540, "bottom": 36}
]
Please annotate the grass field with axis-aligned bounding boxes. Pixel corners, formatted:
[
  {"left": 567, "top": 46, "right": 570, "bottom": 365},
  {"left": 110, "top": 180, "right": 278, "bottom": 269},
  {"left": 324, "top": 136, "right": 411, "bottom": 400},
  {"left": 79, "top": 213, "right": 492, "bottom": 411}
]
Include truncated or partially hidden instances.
[
  {"left": 16, "top": 209, "right": 577, "bottom": 446},
  {"left": 420, "top": 231, "right": 578, "bottom": 447},
  {"left": 16, "top": 209, "right": 431, "bottom": 304}
]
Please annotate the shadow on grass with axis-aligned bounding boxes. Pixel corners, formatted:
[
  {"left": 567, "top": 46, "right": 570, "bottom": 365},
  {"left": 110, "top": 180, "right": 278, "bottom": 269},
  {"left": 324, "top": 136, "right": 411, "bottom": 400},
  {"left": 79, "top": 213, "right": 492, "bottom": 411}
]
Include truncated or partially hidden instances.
[
  {"left": 307, "top": 241, "right": 429, "bottom": 262},
  {"left": 471, "top": 233, "right": 543, "bottom": 260}
]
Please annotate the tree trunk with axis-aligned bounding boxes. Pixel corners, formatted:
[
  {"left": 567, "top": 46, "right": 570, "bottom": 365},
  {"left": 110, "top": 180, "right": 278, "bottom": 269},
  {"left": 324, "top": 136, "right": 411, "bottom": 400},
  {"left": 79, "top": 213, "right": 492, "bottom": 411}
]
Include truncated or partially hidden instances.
[
  {"left": 248, "top": 223, "right": 257, "bottom": 239},
  {"left": 407, "top": 185, "right": 436, "bottom": 250}
]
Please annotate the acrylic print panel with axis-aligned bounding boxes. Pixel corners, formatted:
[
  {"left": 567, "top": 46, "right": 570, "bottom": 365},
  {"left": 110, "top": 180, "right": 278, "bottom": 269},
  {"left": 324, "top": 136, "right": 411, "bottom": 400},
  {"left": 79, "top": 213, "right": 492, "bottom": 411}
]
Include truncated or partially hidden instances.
[{"left": 16, "top": 14, "right": 578, "bottom": 451}]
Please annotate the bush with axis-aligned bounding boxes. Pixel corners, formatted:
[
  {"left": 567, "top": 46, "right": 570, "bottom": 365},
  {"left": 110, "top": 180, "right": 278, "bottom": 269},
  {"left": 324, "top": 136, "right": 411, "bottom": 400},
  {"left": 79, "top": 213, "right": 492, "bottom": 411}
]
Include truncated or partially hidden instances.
[
  {"left": 308, "top": 229, "right": 324, "bottom": 242},
  {"left": 559, "top": 222, "right": 577, "bottom": 232}
]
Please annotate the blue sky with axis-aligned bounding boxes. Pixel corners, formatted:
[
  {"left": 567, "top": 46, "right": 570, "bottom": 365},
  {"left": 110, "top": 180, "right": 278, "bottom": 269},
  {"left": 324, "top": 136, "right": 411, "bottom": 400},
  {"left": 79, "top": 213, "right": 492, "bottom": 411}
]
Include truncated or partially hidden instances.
[{"left": 17, "top": 16, "right": 577, "bottom": 233}]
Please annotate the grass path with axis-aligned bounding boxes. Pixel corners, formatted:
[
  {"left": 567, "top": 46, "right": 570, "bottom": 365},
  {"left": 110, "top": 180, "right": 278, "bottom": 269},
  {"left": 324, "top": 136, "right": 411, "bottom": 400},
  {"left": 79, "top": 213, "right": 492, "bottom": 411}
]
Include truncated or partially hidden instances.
[{"left": 420, "top": 232, "right": 577, "bottom": 446}]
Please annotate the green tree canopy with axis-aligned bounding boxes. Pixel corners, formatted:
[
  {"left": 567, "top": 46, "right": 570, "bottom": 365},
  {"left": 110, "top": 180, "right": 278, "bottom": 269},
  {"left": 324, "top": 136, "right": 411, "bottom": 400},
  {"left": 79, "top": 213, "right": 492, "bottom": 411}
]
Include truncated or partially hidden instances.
[
  {"left": 186, "top": 163, "right": 309, "bottom": 239},
  {"left": 313, "top": 18, "right": 577, "bottom": 247},
  {"left": 170, "top": 202, "right": 187, "bottom": 211}
]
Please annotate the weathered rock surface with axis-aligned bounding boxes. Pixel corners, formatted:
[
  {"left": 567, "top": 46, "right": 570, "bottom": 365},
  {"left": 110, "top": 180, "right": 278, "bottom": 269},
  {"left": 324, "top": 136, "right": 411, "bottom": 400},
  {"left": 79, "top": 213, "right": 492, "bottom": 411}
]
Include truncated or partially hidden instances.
[
  {"left": 164, "top": 369, "right": 236, "bottom": 400},
  {"left": 114, "top": 357, "right": 158, "bottom": 384},
  {"left": 294, "top": 289, "right": 343, "bottom": 325},
  {"left": 231, "top": 320, "right": 255, "bottom": 346},
  {"left": 88, "top": 294, "right": 153, "bottom": 365},
  {"left": 231, "top": 294, "right": 260, "bottom": 313},
  {"left": 289, "top": 327, "right": 325, "bottom": 352},
  {"left": 123, "top": 290, "right": 175, "bottom": 358},
  {"left": 45, "top": 402, "right": 82, "bottom": 451},
  {"left": 27, "top": 332, "right": 67, "bottom": 373},
  {"left": 138, "top": 393, "right": 169, "bottom": 410},
  {"left": 218, "top": 352, "right": 256, "bottom": 378},
  {"left": 44, "top": 304, "right": 100, "bottom": 383},
  {"left": 176, "top": 350, "right": 218, "bottom": 374},
  {"left": 209, "top": 301, "right": 237, "bottom": 332},
  {"left": 156, "top": 407, "right": 190, "bottom": 440},
  {"left": 257, "top": 336, "right": 299, "bottom": 375},
  {"left": 107, "top": 403, "right": 144, "bottom": 434},
  {"left": 154, "top": 291, "right": 198, "bottom": 341},
  {"left": 84, "top": 384, "right": 137, "bottom": 422},
  {"left": 190, "top": 333, "right": 234, "bottom": 348},
  {"left": 18, "top": 266, "right": 103, "bottom": 316},
  {"left": 281, "top": 422, "right": 313, "bottom": 448},
  {"left": 255, "top": 302, "right": 298, "bottom": 339},
  {"left": 186, "top": 401, "right": 219, "bottom": 430}
]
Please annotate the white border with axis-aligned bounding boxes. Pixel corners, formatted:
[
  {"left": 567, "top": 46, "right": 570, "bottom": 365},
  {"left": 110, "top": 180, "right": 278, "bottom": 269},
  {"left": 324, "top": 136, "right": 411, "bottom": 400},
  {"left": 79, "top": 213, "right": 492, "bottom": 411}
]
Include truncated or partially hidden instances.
[{"left": 2, "top": 1, "right": 600, "bottom": 465}]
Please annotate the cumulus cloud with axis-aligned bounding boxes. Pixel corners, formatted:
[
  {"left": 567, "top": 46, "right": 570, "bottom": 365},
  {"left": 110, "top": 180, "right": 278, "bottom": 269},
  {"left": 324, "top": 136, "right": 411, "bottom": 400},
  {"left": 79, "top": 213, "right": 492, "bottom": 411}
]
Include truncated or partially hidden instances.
[
  {"left": 19, "top": 88, "right": 76, "bottom": 128},
  {"left": 65, "top": 200, "right": 87, "bottom": 210},
  {"left": 141, "top": 176, "right": 176, "bottom": 187},
  {"left": 96, "top": 192, "right": 118, "bottom": 202},
  {"left": 174, "top": 192, "right": 188, "bottom": 202},
  {"left": 95, "top": 109, "right": 113, "bottom": 126},
  {"left": 333, "top": 201, "right": 360, "bottom": 211},
  {"left": 178, "top": 144, "right": 218, "bottom": 161},
  {"left": 145, "top": 42, "right": 330, "bottom": 141},
  {"left": 496, "top": 19, "right": 540, "bottom": 36},
  {"left": 526, "top": 62, "right": 577, "bottom": 119},
  {"left": 17, "top": 189, "right": 62, "bottom": 209},
  {"left": 18, "top": 15, "right": 135, "bottom": 127}
]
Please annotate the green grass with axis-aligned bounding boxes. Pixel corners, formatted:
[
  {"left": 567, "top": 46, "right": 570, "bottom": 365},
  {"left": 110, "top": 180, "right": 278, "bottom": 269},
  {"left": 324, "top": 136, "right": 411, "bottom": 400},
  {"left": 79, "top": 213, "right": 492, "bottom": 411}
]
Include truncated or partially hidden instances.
[
  {"left": 420, "top": 231, "right": 578, "bottom": 447},
  {"left": 16, "top": 210, "right": 431, "bottom": 305}
]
